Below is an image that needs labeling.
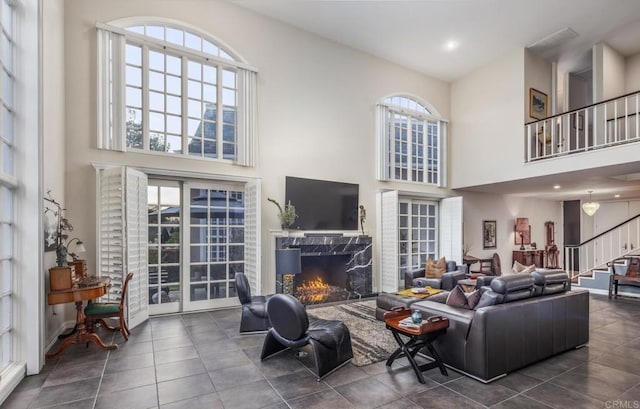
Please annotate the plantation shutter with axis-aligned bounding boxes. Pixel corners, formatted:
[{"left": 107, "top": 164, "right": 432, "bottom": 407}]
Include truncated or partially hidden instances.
[
  {"left": 439, "top": 196, "right": 463, "bottom": 265},
  {"left": 375, "top": 105, "right": 390, "bottom": 181},
  {"left": 125, "top": 168, "right": 149, "bottom": 328},
  {"left": 379, "top": 190, "right": 399, "bottom": 292},
  {"left": 96, "top": 27, "right": 125, "bottom": 151},
  {"left": 237, "top": 69, "right": 257, "bottom": 167},
  {"left": 97, "top": 166, "right": 149, "bottom": 329},
  {"left": 243, "top": 180, "right": 261, "bottom": 294}
]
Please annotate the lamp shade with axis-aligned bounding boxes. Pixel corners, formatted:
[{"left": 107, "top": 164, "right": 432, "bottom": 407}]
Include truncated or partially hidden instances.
[
  {"left": 582, "top": 201, "right": 600, "bottom": 216},
  {"left": 276, "top": 248, "right": 301, "bottom": 275}
]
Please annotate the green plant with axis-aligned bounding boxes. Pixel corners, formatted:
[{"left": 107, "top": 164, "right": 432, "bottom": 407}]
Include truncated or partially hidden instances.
[{"left": 268, "top": 198, "right": 298, "bottom": 228}]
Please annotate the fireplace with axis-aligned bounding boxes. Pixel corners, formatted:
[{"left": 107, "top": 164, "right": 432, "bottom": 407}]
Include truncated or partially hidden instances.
[{"left": 275, "top": 234, "right": 373, "bottom": 305}]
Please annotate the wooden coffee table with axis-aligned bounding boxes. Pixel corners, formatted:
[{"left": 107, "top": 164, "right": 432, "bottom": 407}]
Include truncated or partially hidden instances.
[{"left": 383, "top": 308, "right": 449, "bottom": 383}]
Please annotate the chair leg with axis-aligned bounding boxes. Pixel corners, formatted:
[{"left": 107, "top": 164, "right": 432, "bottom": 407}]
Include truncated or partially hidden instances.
[
  {"left": 260, "top": 330, "right": 287, "bottom": 360},
  {"left": 97, "top": 318, "right": 118, "bottom": 332},
  {"left": 119, "top": 315, "right": 129, "bottom": 341}
]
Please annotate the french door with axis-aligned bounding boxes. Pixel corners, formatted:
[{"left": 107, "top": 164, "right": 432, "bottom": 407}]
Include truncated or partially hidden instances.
[
  {"left": 147, "top": 178, "right": 258, "bottom": 314},
  {"left": 182, "top": 182, "right": 246, "bottom": 310}
]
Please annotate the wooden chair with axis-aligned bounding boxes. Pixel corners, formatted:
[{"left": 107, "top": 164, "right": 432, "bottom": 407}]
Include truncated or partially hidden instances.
[
  {"left": 609, "top": 257, "right": 640, "bottom": 299},
  {"left": 85, "top": 272, "right": 134, "bottom": 341}
]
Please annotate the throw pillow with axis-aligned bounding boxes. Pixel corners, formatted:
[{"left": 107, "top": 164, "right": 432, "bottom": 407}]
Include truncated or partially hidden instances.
[
  {"left": 521, "top": 264, "right": 536, "bottom": 274},
  {"left": 445, "top": 286, "right": 468, "bottom": 308},
  {"left": 466, "top": 289, "right": 482, "bottom": 309},
  {"left": 425, "top": 257, "right": 447, "bottom": 278},
  {"left": 512, "top": 260, "right": 526, "bottom": 273}
]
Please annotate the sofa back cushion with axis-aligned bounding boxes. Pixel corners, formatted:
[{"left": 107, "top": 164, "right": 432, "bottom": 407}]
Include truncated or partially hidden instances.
[
  {"left": 531, "top": 269, "right": 570, "bottom": 296},
  {"left": 490, "top": 274, "right": 534, "bottom": 303}
]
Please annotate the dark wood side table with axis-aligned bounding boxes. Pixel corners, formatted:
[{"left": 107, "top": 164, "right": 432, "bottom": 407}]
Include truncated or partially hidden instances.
[
  {"left": 512, "top": 250, "right": 545, "bottom": 268},
  {"left": 383, "top": 308, "right": 449, "bottom": 383}
]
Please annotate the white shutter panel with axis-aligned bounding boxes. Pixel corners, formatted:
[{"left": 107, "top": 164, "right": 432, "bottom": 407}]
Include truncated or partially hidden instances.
[
  {"left": 243, "top": 180, "right": 261, "bottom": 295},
  {"left": 98, "top": 167, "right": 125, "bottom": 302},
  {"left": 376, "top": 105, "right": 390, "bottom": 181},
  {"left": 96, "top": 27, "right": 125, "bottom": 151},
  {"left": 125, "top": 168, "right": 149, "bottom": 329},
  {"left": 379, "top": 190, "right": 399, "bottom": 292},
  {"left": 439, "top": 196, "right": 463, "bottom": 265},
  {"left": 237, "top": 69, "right": 257, "bottom": 167},
  {"left": 97, "top": 166, "right": 149, "bottom": 329}
]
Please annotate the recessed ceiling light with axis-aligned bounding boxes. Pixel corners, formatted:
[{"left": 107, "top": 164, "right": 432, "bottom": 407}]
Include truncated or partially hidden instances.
[
  {"left": 615, "top": 194, "right": 620, "bottom": 198},
  {"left": 444, "top": 40, "right": 458, "bottom": 51},
  {"left": 553, "top": 185, "right": 560, "bottom": 189}
]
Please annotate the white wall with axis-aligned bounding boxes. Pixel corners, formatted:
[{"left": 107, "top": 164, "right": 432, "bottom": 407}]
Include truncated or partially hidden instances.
[
  {"left": 450, "top": 49, "right": 524, "bottom": 189},
  {"left": 626, "top": 52, "right": 640, "bottom": 93},
  {"left": 459, "top": 191, "right": 563, "bottom": 270},
  {"left": 524, "top": 50, "right": 553, "bottom": 121},
  {"left": 43, "top": 0, "right": 72, "bottom": 344},
  {"left": 63, "top": 0, "right": 452, "bottom": 295},
  {"left": 593, "top": 42, "right": 626, "bottom": 102}
]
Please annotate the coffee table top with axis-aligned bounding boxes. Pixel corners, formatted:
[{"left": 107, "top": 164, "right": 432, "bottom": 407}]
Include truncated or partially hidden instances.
[{"left": 383, "top": 308, "right": 449, "bottom": 336}]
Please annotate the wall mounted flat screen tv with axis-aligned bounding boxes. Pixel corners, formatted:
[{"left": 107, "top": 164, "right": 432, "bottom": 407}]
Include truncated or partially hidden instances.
[{"left": 285, "top": 177, "right": 359, "bottom": 231}]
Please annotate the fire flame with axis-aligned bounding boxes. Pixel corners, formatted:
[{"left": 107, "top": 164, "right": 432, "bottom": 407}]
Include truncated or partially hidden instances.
[{"left": 296, "top": 277, "right": 331, "bottom": 304}]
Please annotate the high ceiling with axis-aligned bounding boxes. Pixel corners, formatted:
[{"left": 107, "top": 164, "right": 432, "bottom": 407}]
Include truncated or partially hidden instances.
[
  {"left": 229, "top": 0, "right": 640, "bottom": 82},
  {"left": 228, "top": 0, "right": 640, "bottom": 201}
]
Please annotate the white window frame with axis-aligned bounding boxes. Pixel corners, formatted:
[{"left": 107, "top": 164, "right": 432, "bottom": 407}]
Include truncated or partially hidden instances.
[
  {"left": 376, "top": 95, "right": 448, "bottom": 186},
  {"left": 96, "top": 18, "right": 257, "bottom": 166}
]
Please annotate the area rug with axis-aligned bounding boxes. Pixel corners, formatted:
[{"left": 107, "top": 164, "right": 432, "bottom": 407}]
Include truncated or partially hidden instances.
[{"left": 307, "top": 299, "right": 397, "bottom": 367}]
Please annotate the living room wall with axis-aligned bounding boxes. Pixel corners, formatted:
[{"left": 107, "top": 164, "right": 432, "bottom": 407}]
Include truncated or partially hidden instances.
[
  {"left": 62, "top": 0, "right": 452, "bottom": 297},
  {"left": 459, "top": 191, "right": 563, "bottom": 270}
]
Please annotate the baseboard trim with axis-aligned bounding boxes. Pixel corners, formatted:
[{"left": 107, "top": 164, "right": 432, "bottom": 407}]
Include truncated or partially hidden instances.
[
  {"left": 0, "top": 362, "right": 26, "bottom": 405},
  {"left": 45, "top": 320, "right": 76, "bottom": 354}
]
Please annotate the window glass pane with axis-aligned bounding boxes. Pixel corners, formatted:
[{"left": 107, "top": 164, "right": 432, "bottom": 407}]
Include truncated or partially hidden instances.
[
  {"left": 125, "top": 44, "right": 142, "bottom": 66},
  {"left": 147, "top": 25, "right": 164, "bottom": 41},
  {"left": 149, "top": 71, "right": 164, "bottom": 92},
  {"left": 166, "top": 27, "right": 183, "bottom": 45},
  {"left": 126, "top": 87, "right": 142, "bottom": 108},
  {"left": 185, "top": 31, "right": 202, "bottom": 51},
  {"left": 148, "top": 50, "right": 164, "bottom": 71},
  {"left": 2, "top": 33, "right": 11, "bottom": 72},
  {"left": 166, "top": 75, "right": 181, "bottom": 95}
]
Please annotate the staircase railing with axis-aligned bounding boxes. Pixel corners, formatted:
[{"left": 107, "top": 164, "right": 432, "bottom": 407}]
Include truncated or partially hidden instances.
[
  {"left": 564, "top": 214, "right": 640, "bottom": 278},
  {"left": 525, "top": 90, "right": 640, "bottom": 162}
]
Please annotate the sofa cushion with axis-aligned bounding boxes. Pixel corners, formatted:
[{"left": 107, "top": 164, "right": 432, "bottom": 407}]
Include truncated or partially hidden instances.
[
  {"left": 428, "top": 291, "right": 450, "bottom": 303},
  {"left": 413, "top": 277, "right": 442, "bottom": 289},
  {"left": 490, "top": 274, "right": 535, "bottom": 303},
  {"left": 474, "top": 290, "right": 500, "bottom": 309},
  {"left": 531, "top": 269, "right": 569, "bottom": 296},
  {"left": 425, "top": 257, "right": 447, "bottom": 278}
]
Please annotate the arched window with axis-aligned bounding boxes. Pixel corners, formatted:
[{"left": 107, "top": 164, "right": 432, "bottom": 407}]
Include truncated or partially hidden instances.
[
  {"left": 376, "top": 95, "right": 446, "bottom": 185},
  {"left": 97, "top": 19, "right": 257, "bottom": 166}
]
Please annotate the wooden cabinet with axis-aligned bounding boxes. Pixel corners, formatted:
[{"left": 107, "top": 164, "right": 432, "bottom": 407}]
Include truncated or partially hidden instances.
[{"left": 512, "top": 250, "right": 545, "bottom": 268}]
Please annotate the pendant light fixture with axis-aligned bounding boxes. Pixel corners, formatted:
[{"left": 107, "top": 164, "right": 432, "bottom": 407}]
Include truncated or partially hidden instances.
[{"left": 582, "top": 190, "right": 600, "bottom": 216}]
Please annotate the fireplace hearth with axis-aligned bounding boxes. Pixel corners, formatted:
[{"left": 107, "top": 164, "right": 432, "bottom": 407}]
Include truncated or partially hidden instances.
[{"left": 275, "top": 234, "right": 373, "bottom": 305}]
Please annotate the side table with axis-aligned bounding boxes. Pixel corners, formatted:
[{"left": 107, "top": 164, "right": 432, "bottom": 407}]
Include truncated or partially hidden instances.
[{"left": 383, "top": 308, "right": 449, "bottom": 383}]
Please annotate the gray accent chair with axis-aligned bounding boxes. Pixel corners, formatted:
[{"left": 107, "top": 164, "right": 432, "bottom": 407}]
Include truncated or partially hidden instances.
[
  {"left": 260, "top": 294, "right": 353, "bottom": 380},
  {"left": 404, "top": 260, "right": 467, "bottom": 290}
]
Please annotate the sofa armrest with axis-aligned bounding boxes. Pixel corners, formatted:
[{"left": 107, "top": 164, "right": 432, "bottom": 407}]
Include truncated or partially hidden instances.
[
  {"left": 404, "top": 268, "right": 426, "bottom": 289},
  {"left": 441, "top": 270, "right": 467, "bottom": 291}
]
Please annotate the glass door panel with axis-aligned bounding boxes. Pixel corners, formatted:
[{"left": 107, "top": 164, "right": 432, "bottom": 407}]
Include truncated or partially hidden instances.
[
  {"left": 183, "top": 184, "right": 244, "bottom": 311},
  {"left": 148, "top": 181, "right": 181, "bottom": 314}
]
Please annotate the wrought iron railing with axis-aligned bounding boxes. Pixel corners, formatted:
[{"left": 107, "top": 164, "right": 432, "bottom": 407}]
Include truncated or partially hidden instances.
[
  {"left": 564, "top": 214, "right": 640, "bottom": 278},
  {"left": 525, "top": 91, "right": 640, "bottom": 162}
]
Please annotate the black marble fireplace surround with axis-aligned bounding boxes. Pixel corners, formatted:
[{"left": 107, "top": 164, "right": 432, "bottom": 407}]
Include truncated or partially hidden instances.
[{"left": 275, "top": 234, "right": 373, "bottom": 304}]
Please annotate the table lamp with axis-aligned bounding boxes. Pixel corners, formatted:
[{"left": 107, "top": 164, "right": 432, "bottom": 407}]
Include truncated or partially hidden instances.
[{"left": 276, "top": 248, "right": 301, "bottom": 295}]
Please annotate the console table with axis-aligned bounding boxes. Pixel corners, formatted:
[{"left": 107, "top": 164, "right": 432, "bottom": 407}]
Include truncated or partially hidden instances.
[{"left": 512, "top": 250, "right": 545, "bottom": 268}]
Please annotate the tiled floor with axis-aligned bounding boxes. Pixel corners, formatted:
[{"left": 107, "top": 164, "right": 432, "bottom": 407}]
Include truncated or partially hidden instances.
[{"left": 3, "top": 293, "right": 640, "bottom": 408}]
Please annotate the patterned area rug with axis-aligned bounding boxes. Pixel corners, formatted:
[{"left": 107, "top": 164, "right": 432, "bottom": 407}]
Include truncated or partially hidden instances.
[{"left": 307, "top": 299, "right": 397, "bottom": 367}]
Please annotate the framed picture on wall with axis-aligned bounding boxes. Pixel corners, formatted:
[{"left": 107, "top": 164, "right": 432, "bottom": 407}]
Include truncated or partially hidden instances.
[
  {"left": 483, "top": 220, "right": 497, "bottom": 249},
  {"left": 529, "top": 88, "right": 548, "bottom": 120}
]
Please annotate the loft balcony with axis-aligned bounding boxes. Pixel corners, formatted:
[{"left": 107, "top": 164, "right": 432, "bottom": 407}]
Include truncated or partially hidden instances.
[{"left": 525, "top": 91, "right": 640, "bottom": 163}]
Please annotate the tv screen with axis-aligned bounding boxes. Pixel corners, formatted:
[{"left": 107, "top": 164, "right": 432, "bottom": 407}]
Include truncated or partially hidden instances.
[{"left": 285, "top": 177, "right": 359, "bottom": 231}]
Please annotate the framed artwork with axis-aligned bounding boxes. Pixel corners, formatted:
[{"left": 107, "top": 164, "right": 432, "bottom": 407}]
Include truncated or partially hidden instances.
[
  {"left": 529, "top": 88, "right": 548, "bottom": 120},
  {"left": 482, "top": 220, "right": 497, "bottom": 249}
]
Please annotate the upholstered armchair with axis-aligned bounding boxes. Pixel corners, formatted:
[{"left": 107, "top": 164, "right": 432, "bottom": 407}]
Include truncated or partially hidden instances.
[
  {"left": 475, "top": 253, "right": 503, "bottom": 290},
  {"left": 235, "top": 272, "right": 273, "bottom": 333},
  {"left": 404, "top": 260, "right": 467, "bottom": 290}
]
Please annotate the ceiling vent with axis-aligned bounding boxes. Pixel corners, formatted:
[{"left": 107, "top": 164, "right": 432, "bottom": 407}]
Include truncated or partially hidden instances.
[{"left": 527, "top": 27, "right": 579, "bottom": 55}]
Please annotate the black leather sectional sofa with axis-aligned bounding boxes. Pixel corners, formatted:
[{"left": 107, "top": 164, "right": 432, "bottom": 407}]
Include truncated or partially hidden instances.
[{"left": 410, "top": 270, "right": 590, "bottom": 382}]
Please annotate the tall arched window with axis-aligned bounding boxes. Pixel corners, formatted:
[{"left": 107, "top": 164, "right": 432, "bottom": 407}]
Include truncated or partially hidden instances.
[
  {"left": 97, "top": 20, "right": 257, "bottom": 166},
  {"left": 376, "top": 95, "right": 447, "bottom": 186}
]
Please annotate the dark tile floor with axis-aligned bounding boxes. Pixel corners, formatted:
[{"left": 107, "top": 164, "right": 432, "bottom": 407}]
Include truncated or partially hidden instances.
[{"left": 3, "top": 293, "right": 640, "bottom": 408}]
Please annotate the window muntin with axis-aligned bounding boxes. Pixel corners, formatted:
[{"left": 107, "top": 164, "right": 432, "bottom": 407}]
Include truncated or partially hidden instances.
[
  {"left": 398, "top": 199, "right": 437, "bottom": 281},
  {"left": 121, "top": 24, "right": 239, "bottom": 161},
  {"left": 380, "top": 95, "right": 443, "bottom": 185}
]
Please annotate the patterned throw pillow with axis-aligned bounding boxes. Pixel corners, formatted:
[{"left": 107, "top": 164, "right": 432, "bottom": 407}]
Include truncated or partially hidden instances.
[
  {"left": 425, "top": 257, "right": 447, "bottom": 278},
  {"left": 445, "top": 286, "right": 481, "bottom": 310},
  {"left": 510, "top": 260, "right": 537, "bottom": 275}
]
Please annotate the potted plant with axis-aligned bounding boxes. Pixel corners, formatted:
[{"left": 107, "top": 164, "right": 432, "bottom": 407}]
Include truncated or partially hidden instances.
[{"left": 268, "top": 198, "right": 298, "bottom": 230}]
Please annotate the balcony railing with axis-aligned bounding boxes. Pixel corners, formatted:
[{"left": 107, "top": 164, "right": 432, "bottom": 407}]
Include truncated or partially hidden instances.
[
  {"left": 525, "top": 91, "right": 640, "bottom": 162},
  {"left": 564, "top": 214, "right": 640, "bottom": 279}
]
